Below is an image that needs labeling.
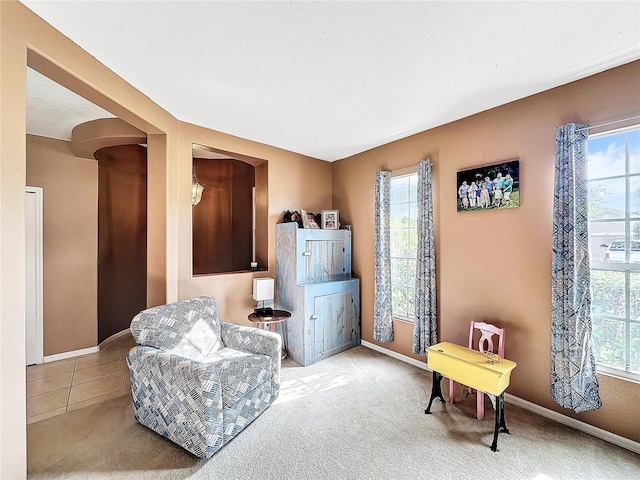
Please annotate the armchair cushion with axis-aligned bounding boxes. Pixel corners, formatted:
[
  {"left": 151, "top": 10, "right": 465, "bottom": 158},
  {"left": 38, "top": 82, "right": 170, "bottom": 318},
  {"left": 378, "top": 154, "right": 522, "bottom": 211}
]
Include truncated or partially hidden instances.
[{"left": 131, "top": 296, "right": 223, "bottom": 359}]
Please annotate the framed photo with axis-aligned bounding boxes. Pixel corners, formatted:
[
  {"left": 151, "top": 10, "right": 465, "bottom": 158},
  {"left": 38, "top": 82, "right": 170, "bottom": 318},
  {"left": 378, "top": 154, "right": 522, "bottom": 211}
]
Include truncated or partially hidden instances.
[
  {"left": 321, "top": 210, "right": 339, "bottom": 229},
  {"left": 456, "top": 159, "right": 520, "bottom": 212},
  {"left": 301, "top": 209, "right": 320, "bottom": 229}
]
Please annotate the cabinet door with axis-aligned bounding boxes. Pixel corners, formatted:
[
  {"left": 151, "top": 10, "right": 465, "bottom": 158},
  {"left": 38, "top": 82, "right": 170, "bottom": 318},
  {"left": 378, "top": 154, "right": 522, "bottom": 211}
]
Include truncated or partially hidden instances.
[
  {"left": 303, "top": 239, "right": 346, "bottom": 283},
  {"left": 312, "top": 290, "right": 357, "bottom": 363},
  {"left": 295, "top": 228, "right": 352, "bottom": 284}
]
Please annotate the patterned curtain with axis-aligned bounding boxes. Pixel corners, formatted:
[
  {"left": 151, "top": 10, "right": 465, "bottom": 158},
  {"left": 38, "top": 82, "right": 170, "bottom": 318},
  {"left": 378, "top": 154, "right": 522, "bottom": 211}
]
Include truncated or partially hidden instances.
[
  {"left": 412, "top": 159, "right": 437, "bottom": 355},
  {"left": 373, "top": 171, "right": 394, "bottom": 342},
  {"left": 551, "top": 123, "right": 602, "bottom": 413}
]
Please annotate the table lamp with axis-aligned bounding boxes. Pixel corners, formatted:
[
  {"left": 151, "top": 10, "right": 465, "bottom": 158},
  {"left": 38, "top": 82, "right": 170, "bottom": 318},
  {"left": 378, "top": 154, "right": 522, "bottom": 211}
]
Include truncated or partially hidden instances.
[{"left": 253, "top": 277, "right": 274, "bottom": 315}]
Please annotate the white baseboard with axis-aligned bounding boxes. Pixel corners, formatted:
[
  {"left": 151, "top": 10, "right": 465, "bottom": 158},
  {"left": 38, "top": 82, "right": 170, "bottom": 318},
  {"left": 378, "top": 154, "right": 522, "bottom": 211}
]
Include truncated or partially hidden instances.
[
  {"left": 44, "top": 346, "right": 99, "bottom": 363},
  {"left": 43, "top": 329, "right": 132, "bottom": 363},
  {"left": 361, "top": 340, "right": 428, "bottom": 370},
  {"left": 99, "top": 329, "right": 131, "bottom": 349},
  {"left": 361, "top": 341, "right": 640, "bottom": 455},
  {"left": 504, "top": 393, "right": 640, "bottom": 455}
]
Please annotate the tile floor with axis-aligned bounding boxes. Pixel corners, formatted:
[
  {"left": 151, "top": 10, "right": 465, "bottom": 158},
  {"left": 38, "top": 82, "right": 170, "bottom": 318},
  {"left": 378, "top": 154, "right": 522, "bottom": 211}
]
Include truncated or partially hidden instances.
[{"left": 26, "top": 331, "right": 136, "bottom": 424}]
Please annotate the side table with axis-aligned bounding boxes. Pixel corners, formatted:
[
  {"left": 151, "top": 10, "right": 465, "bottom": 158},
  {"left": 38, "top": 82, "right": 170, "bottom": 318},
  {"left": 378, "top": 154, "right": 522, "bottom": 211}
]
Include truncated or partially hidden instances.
[{"left": 248, "top": 309, "right": 291, "bottom": 359}]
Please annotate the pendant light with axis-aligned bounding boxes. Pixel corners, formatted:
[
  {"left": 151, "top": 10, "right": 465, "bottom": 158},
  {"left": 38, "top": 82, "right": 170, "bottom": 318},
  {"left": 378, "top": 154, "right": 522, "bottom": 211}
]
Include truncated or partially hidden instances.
[{"left": 192, "top": 165, "right": 205, "bottom": 206}]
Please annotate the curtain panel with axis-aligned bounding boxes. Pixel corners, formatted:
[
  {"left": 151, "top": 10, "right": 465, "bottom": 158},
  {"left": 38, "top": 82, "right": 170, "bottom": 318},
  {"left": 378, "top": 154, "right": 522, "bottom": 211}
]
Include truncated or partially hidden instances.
[
  {"left": 551, "top": 123, "right": 602, "bottom": 413},
  {"left": 412, "top": 159, "right": 437, "bottom": 355},
  {"left": 373, "top": 171, "right": 394, "bottom": 342}
]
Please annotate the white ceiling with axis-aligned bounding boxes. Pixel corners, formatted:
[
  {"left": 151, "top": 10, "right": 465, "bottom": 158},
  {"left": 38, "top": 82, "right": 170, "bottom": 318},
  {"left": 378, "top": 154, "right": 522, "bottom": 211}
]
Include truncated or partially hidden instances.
[
  {"left": 26, "top": 68, "right": 116, "bottom": 142},
  {"left": 21, "top": 1, "right": 640, "bottom": 162}
]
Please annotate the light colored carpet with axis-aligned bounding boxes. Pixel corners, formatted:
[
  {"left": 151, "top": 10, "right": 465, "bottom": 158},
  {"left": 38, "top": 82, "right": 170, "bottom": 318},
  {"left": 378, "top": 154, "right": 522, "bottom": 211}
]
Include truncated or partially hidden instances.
[{"left": 27, "top": 346, "right": 640, "bottom": 480}]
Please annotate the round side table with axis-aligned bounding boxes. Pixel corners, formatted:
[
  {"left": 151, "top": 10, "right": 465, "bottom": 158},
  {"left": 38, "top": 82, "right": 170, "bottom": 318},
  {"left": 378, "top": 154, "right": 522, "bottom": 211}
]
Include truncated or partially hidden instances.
[{"left": 248, "top": 309, "right": 291, "bottom": 359}]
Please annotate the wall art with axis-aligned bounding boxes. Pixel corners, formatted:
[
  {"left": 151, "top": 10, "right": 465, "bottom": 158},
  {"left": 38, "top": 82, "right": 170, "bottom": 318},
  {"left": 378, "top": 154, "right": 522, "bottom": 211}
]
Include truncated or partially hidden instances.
[{"left": 457, "top": 159, "right": 520, "bottom": 212}]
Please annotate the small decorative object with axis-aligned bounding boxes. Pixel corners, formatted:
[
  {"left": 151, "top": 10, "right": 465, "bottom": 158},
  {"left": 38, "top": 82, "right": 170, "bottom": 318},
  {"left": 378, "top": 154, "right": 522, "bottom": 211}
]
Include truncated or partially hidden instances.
[
  {"left": 301, "top": 209, "right": 320, "bottom": 229},
  {"left": 321, "top": 210, "right": 339, "bottom": 229},
  {"left": 456, "top": 159, "right": 519, "bottom": 212},
  {"left": 485, "top": 351, "right": 502, "bottom": 364},
  {"left": 252, "top": 277, "right": 274, "bottom": 315},
  {"left": 283, "top": 210, "right": 304, "bottom": 228},
  {"left": 250, "top": 261, "right": 258, "bottom": 271},
  {"left": 292, "top": 211, "right": 303, "bottom": 228}
]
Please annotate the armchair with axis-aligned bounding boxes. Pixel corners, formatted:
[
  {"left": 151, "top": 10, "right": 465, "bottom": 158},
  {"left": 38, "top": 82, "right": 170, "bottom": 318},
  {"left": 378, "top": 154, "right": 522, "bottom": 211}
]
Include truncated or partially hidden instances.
[{"left": 126, "top": 296, "right": 281, "bottom": 458}]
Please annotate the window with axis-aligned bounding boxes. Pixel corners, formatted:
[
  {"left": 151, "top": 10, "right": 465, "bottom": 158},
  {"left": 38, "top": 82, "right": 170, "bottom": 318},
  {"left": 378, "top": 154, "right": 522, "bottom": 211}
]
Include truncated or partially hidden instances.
[
  {"left": 587, "top": 126, "right": 640, "bottom": 382},
  {"left": 390, "top": 172, "right": 418, "bottom": 321}
]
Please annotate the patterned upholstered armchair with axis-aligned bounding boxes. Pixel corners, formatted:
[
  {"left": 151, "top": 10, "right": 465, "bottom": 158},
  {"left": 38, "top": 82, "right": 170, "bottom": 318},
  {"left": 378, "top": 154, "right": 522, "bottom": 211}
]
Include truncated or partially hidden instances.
[{"left": 126, "top": 296, "right": 281, "bottom": 458}]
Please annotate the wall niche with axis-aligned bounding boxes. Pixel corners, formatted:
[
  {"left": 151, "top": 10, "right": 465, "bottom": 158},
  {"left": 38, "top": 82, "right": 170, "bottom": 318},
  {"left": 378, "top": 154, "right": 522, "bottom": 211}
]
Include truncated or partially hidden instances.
[{"left": 192, "top": 144, "right": 268, "bottom": 275}]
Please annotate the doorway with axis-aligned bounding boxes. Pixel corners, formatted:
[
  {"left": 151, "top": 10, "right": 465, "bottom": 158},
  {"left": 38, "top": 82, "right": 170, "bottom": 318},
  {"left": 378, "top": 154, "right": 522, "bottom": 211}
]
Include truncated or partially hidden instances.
[{"left": 25, "top": 186, "right": 44, "bottom": 366}]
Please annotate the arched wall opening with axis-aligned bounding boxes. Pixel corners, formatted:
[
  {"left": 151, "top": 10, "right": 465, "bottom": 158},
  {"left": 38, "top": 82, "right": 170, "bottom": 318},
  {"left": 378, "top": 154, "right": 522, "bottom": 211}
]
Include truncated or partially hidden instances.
[{"left": 95, "top": 144, "right": 148, "bottom": 342}]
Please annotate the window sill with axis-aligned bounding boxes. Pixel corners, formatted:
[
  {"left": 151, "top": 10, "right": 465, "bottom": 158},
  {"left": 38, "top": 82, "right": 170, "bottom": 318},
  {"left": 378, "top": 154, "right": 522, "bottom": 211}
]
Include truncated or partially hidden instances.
[
  {"left": 393, "top": 316, "right": 413, "bottom": 325},
  {"left": 193, "top": 268, "right": 267, "bottom": 277},
  {"left": 596, "top": 364, "right": 640, "bottom": 385}
]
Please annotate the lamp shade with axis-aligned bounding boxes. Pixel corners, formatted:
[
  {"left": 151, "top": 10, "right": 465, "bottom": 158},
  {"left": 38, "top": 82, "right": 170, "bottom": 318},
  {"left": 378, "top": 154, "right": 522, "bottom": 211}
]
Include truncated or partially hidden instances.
[{"left": 253, "top": 277, "right": 274, "bottom": 301}]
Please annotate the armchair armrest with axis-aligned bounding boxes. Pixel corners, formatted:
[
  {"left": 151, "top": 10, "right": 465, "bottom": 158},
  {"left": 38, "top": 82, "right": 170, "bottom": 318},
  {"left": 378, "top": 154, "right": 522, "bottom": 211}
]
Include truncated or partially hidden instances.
[
  {"left": 220, "top": 322, "right": 282, "bottom": 361},
  {"left": 220, "top": 322, "right": 281, "bottom": 399}
]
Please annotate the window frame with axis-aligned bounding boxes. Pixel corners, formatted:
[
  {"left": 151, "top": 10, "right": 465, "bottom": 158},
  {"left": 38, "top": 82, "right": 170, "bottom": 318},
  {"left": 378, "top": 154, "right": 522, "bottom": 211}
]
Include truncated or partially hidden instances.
[
  {"left": 587, "top": 125, "right": 640, "bottom": 384},
  {"left": 389, "top": 168, "right": 418, "bottom": 323}
]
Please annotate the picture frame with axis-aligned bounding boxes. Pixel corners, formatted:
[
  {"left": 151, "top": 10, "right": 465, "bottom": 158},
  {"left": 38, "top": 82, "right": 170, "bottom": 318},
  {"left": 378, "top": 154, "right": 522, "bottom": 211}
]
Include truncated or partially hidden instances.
[
  {"left": 456, "top": 159, "right": 520, "bottom": 212},
  {"left": 301, "top": 209, "right": 320, "bottom": 229},
  {"left": 321, "top": 210, "right": 339, "bottom": 230}
]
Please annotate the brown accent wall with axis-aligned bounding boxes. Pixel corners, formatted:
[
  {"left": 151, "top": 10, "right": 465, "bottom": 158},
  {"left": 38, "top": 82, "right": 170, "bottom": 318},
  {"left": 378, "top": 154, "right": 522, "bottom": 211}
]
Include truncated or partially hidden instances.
[
  {"left": 26, "top": 135, "right": 98, "bottom": 356},
  {"left": 95, "top": 145, "right": 147, "bottom": 343},
  {"left": 332, "top": 60, "right": 640, "bottom": 443},
  {"left": 192, "top": 158, "right": 255, "bottom": 274}
]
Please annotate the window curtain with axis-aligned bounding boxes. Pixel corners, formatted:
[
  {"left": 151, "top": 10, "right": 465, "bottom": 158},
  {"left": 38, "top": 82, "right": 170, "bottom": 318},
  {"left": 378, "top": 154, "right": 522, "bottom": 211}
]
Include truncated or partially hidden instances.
[
  {"left": 551, "top": 123, "right": 602, "bottom": 413},
  {"left": 412, "top": 159, "right": 437, "bottom": 355},
  {"left": 374, "top": 171, "right": 394, "bottom": 342}
]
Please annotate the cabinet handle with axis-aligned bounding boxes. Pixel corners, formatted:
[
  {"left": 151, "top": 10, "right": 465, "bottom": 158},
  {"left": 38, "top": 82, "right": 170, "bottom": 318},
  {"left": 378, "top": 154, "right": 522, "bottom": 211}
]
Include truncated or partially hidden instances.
[
  {"left": 302, "top": 251, "right": 311, "bottom": 256},
  {"left": 310, "top": 314, "right": 318, "bottom": 320}
]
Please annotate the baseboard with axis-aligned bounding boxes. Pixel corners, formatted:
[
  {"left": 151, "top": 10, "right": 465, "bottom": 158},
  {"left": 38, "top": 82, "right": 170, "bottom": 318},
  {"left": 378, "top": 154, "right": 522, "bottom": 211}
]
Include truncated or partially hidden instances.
[
  {"left": 361, "top": 340, "right": 428, "bottom": 371},
  {"left": 361, "top": 341, "right": 640, "bottom": 455},
  {"left": 43, "top": 329, "right": 132, "bottom": 363},
  {"left": 99, "top": 329, "right": 131, "bottom": 349},
  {"left": 504, "top": 393, "right": 640, "bottom": 455},
  {"left": 44, "top": 346, "right": 99, "bottom": 363}
]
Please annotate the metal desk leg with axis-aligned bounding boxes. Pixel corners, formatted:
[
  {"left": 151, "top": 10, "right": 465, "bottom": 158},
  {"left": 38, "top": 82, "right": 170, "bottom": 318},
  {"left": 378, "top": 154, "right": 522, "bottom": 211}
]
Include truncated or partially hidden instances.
[
  {"left": 490, "top": 393, "right": 510, "bottom": 452},
  {"left": 425, "top": 371, "right": 446, "bottom": 414}
]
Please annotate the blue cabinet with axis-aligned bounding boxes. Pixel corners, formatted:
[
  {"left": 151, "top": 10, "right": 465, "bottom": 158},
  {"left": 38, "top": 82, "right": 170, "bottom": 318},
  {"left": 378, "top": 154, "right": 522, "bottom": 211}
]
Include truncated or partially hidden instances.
[{"left": 276, "top": 222, "right": 360, "bottom": 366}]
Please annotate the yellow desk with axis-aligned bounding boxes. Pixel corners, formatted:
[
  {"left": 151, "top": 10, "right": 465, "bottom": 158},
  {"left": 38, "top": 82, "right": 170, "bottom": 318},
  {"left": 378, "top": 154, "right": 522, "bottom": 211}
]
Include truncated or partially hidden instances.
[{"left": 425, "top": 342, "right": 517, "bottom": 452}]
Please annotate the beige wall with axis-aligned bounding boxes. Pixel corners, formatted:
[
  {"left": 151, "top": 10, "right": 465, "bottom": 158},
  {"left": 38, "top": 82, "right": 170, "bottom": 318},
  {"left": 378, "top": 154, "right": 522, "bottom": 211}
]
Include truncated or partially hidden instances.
[
  {"left": 1, "top": 3, "right": 30, "bottom": 475},
  {"left": 26, "top": 135, "right": 98, "bottom": 356},
  {"left": 332, "top": 60, "right": 640, "bottom": 443}
]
